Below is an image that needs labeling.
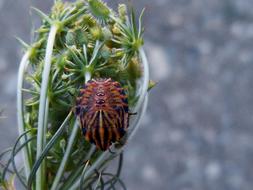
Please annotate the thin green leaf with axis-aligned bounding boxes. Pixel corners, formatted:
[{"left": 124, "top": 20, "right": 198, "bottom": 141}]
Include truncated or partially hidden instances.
[
  {"left": 15, "top": 37, "right": 30, "bottom": 49},
  {"left": 130, "top": 7, "right": 137, "bottom": 37},
  {"left": 28, "top": 111, "right": 73, "bottom": 190},
  {"left": 93, "top": 172, "right": 102, "bottom": 190},
  {"left": 79, "top": 161, "right": 90, "bottom": 190},
  {"left": 89, "top": 41, "right": 104, "bottom": 66},
  {"left": 83, "top": 44, "right": 88, "bottom": 64},
  {"left": 2, "top": 129, "right": 34, "bottom": 184},
  {"left": 138, "top": 8, "right": 145, "bottom": 38},
  {"left": 31, "top": 7, "right": 52, "bottom": 24},
  {"left": 101, "top": 173, "right": 126, "bottom": 190},
  {"left": 22, "top": 88, "right": 39, "bottom": 95},
  {"left": 0, "top": 148, "right": 12, "bottom": 160},
  {"left": 67, "top": 46, "right": 85, "bottom": 67},
  {"left": 11, "top": 136, "right": 36, "bottom": 188},
  {"left": 116, "top": 153, "right": 123, "bottom": 178},
  {"left": 63, "top": 7, "right": 87, "bottom": 25}
]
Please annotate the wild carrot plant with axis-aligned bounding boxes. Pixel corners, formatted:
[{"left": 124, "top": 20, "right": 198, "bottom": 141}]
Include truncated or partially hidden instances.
[{"left": 0, "top": 0, "right": 152, "bottom": 189}]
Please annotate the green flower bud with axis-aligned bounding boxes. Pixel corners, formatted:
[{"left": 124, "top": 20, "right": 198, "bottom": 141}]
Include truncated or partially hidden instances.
[
  {"left": 90, "top": 26, "right": 103, "bottom": 40},
  {"left": 65, "top": 30, "right": 76, "bottom": 46},
  {"left": 75, "top": 28, "right": 88, "bottom": 46},
  {"left": 60, "top": 139, "right": 66, "bottom": 150},
  {"left": 82, "top": 14, "right": 97, "bottom": 27},
  {"left": 100, "top": 45, "right": 111, "bottom": 59},
  {"left": 148, "top": 80, "right": 157, "bottom": 91},
  {"left": 102, "top": 27, "right": 112, "bottom": 40},
  {"left": 112, "top": 24, "right": 121, "bottom": 35},
  {"left": 88, "top": 0, "right": 110, "bottom": 20},
  {"left": 118, "top": 4, "right": 127, "bottom": 22}
]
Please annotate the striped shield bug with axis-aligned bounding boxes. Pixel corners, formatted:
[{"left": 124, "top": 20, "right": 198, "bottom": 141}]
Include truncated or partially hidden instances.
[{"left": 75, "top": 78, "right": 129, "bottom": 151}]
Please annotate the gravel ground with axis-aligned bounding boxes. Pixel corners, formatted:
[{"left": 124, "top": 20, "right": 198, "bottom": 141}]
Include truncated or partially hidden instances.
[{"left": 1, "top": 0, "right": 253, "bottom": 190}]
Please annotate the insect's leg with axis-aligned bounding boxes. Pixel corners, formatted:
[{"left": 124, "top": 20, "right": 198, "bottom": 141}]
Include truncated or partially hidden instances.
[
  {"left": 108, "top": 147, "right": 116, "bottom": 154},
  {"left": 115, "top": 133, "right": 128, "bottom": 148}
]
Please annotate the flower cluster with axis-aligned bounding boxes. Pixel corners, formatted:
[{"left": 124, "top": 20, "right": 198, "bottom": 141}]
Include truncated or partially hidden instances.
[{"left": 0, "top": 0, "right": 151, "bottom": 189}]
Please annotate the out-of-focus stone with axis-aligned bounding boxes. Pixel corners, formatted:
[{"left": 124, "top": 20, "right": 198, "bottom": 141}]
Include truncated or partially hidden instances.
[
  {"left": 146, "top": 42, "right": 171, "bottom": 81},
  {"left": 205, "top": 162, "right": 221, "bottom": 180}
]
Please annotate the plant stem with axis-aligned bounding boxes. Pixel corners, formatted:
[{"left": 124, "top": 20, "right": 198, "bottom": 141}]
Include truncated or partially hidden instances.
[
  {"left": 50, "top": 121, "right": 79, "bottom": 190},
  {"left": 133, "top": 47, "right": 149, "bottom": 113},
  {"left": 127, "top": 95, "right": 148, "bottom": 141},
  {"left": 61, "top": 146, "right": 96, "bottom": 190},
  {"left": 17, "top": 51, "right": 31, "bottom": 181},
  {"left": 85, "top": 71, "right": 91, "bottom": 82},
  {"left": 36, "top": 24, "right": 58, "bottom": 190},
  {"left": 79, "top": 161, "right": 91, "bottom": 190},
  {"left": 69, "top": 151, "right": 110, "bottom": 190},
  {"left": 126, "top": 48, "right": 149, "bottom": 140}
]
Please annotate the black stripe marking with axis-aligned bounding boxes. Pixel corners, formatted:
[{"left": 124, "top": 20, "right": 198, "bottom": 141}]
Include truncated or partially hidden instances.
[
  {"left": 111, "top": 127, "right": 116, "bottom": 142},
  {"left": 95, "top": 126, "right": 103, "bottom": 150},
  {"left": 81, "top": 127, "right": 87, "bottom": 136},
  {"left": 103, "top": 126, "right": 109, "bottom": 150}
]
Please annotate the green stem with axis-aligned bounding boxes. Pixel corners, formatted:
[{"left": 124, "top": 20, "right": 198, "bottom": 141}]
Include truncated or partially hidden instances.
[
  {"left": 17, "top": 51, "right": 32, "bottom": 181},
  {"left": 85, "top": 71, "right": 91, "bottom": 82},
  {"left": 127, "top": 48, "right": 149, "bottom": 137},
  {"left": 50, "top": 121, "right": 79, "bottom": 190},
  {"left": 127, "top": 95, "right": 148, "bottom": 141},
  {"left": 116, "top": 153, "right": 123, "bottom": 178},
  {"left": 79, "top": 161, "right": 91, "bottom": 190},
  {"left": 61, "top": 145, "right": 96, "bottom": 190},
  {"left": 93, "top": 172, "right": 102, "bottom": 190},
  {"left": 36, "top": 24, "right": 58, "bottom": 190},
  {"left": 133, "top": 48, "right": 149, "bottom": 113},
  {"left": 69, "top": 152, "right": 110, "bottom": 190}
]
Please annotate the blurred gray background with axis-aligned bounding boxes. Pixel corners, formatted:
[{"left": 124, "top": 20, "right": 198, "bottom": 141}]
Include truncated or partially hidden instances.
[{"left": 1, "top": 0, "right": 253, "bottom": 190}]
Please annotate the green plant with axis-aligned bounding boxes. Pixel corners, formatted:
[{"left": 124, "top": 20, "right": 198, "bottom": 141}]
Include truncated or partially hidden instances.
[{"left": 0, "top": 0, "right": 151, "bottom": 189}]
